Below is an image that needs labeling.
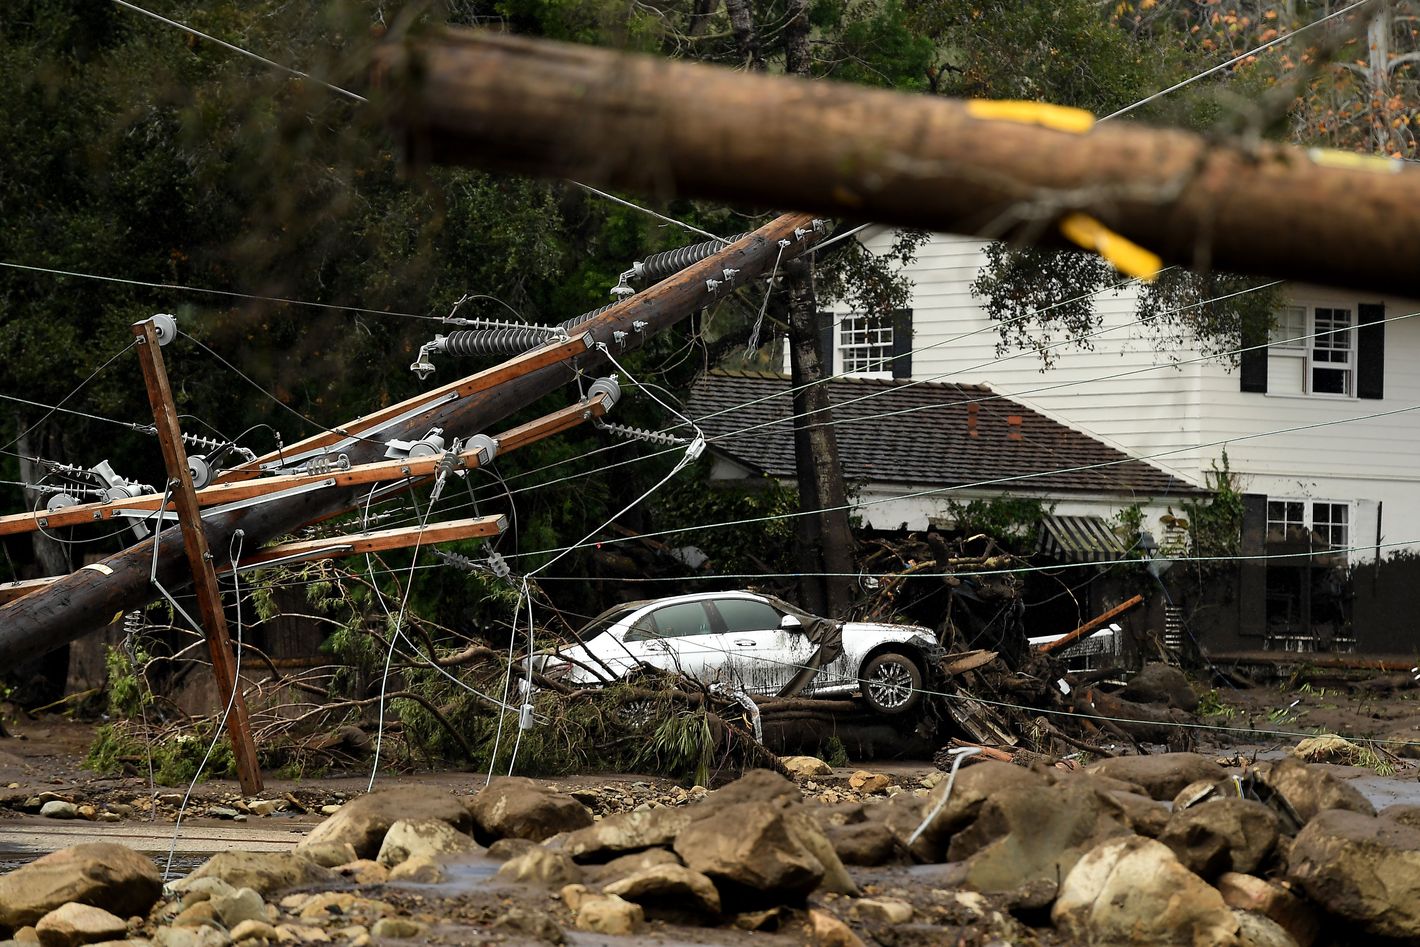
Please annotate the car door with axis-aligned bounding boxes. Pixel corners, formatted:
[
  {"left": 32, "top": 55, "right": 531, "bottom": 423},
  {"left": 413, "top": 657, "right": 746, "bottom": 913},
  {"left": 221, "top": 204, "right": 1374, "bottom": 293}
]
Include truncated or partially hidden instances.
[
  {"left": 620, "top": 600, "right": 726, "bottom": 682},
  {"left": 706, "top": 597, "right": 811, "bottom": 694}
]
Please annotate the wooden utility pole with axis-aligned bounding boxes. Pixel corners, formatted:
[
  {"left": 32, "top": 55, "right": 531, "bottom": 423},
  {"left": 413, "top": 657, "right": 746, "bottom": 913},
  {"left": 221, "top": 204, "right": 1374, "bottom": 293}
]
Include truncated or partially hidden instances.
[
  {"left": 0, "top": 215, "right": 822, "bottom": 659},
  {"left": 375, "top": 29, "right": 1420, "bottom": 298},
  {"left": 132, "top": 318, "right": 262, "bottom": 795}
]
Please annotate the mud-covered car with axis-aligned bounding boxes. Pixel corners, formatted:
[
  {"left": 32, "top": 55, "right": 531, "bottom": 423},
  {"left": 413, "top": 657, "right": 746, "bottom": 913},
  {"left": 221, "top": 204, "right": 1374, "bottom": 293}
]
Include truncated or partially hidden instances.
[{"left": 537, "top": 591, "right": 940, "bottom": 714}]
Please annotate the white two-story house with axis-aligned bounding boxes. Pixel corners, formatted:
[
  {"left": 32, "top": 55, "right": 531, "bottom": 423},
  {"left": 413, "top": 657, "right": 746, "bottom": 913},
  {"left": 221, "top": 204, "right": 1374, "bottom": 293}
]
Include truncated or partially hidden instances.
[{"left": 810, "top": 229, "right": 1420, "bottom": 656}]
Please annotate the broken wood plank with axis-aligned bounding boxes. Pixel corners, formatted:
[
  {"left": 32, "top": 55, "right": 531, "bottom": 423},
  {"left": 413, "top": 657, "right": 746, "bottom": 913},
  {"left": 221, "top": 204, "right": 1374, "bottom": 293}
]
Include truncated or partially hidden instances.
[
  {"left": 238, "top": 514, "right": 507, "bottom": 566},
  {"left": 1036, "top": 594, "right": 1143, "bottom": 655}
]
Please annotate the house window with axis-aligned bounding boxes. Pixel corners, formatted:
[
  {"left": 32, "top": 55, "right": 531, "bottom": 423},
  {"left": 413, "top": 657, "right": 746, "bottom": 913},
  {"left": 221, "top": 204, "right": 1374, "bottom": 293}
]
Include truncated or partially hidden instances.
[
  {"left": 1266, "top": 499, "right": 1350, "bottom": 558},
  {"left": 1266, "top": 305, "right": 1355, "bottom": 397},
  {"left": 839, "top": 314, "right": 893, "bottom": 375}
]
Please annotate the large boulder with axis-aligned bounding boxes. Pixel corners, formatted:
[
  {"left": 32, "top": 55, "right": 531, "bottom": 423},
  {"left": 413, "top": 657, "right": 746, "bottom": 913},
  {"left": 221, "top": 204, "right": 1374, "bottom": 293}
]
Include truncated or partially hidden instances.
[
  {"left": 781, "top": 756, "right": 833, "bottom": 779},
  {"left": 34, "top": 904, "right": 128, "bottom": 947},
  {"left": 602, "top": 864, "right": 721, "bottom": 918},
  {"left": 913, "top": 762, "right": 1048, "bottom": 856},
  {"left": 672, "top": 801, "right": 824, "bottom": 908},
  {"left": 180, "top": 852, "right": 336, "bottom": 898},
  {"left": 948, "top": 779, "right": 1131, "bottom": 895},
  {"left": 1215, "top": 873, "right": 1320, "bottom": 947},
  {"left": 824, "top": 821, "right": 897, "bottom": 866},
  {"left": 1085, "top": 753, "right": 1227, "bottom": 802},
  {"left": 1159, "top": 798, "right": 1280, "bottom": 878},
  {"left": 1256, "top": 758, "right": 1375, "bottom": 824},
  {"left": 466, "top": 777, "right": 593, "bottom": 844},
  {"left": 1286, "top": 808, "right": 1420, "bottom": 940},
  {"left": 696, "top": 769, "right": 800, "bottom": 811},
  {"left": 1121, "top": 663, "right": 1200, "bottom": 712},
  {"left": 0, "top": 843, "right": 162, "bottom": 928},
  {"left": 1053, "top": 836, "right": 1240, "bottom": 946},
  {"left": 297, "top": 786, "right": 472, "bottom": 859},
  {"left": 564, "top": 808, "right": 692, "bottom": 862},
  {"left": 375, "top": 818, "right": 478, "bottom": 867},
  {"left": 1107, "top": 791, "right": 1171, "bottom": 839}
]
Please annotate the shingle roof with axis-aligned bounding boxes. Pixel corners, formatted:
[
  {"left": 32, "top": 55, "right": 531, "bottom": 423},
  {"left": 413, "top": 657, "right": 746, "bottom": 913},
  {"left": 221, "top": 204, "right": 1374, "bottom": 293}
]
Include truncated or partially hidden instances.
[{"left": 687, "top": 370, "right": 1197, "bottom": 498}]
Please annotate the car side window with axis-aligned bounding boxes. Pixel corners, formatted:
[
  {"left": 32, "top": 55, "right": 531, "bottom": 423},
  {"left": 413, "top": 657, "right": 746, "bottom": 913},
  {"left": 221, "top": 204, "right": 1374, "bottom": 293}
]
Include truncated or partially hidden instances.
[
  {"left": 625, "top": 601, "right": 713, "bottom": 640},
  {"left": 712, "top": 599, "right": 783, "bottom": 634}
]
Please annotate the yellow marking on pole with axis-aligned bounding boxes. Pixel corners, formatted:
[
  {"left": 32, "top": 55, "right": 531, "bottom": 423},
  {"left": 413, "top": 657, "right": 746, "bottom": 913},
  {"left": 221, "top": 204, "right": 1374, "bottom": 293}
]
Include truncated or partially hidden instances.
[
  {"left": 966, "top": 101, "right": 1096, "bottom": 134},
  {"left": 1059, "top": 213, "right": 1162, "bottom": 280},
  {"left": 1307, "top": 148, "right": 1403, "bottom": 174}
]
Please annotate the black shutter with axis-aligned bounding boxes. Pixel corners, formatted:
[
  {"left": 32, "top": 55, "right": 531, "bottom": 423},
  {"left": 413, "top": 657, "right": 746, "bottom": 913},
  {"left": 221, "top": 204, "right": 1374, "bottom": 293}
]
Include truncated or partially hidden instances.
[
  {"left": 1357, "top": 302, "right": 1385, "bottom": 400},
  {"left": 891, "top": 308, "right": 913, "bottom": 379},
  {"left": 817, "top": 311, "right": 835, "bottom": 373},
  {"left": 1239, "top": 309, "right": 1268, "bottom": 393}
]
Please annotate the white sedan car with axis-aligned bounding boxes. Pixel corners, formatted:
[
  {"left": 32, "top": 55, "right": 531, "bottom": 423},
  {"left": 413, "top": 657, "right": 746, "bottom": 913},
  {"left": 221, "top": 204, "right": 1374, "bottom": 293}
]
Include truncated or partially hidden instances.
[{"left": 538, "top": 591, "right": 940, "bottom": 714}]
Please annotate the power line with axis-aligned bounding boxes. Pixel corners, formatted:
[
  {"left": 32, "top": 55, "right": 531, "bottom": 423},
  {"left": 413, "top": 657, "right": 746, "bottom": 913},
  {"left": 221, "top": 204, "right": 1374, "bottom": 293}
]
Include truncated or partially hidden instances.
[
  {"left": 110, "top": 0, "right": 368, "bottom": 103},
  {"left": 0, "top": 260, "right": 439, "bottom": 322}
]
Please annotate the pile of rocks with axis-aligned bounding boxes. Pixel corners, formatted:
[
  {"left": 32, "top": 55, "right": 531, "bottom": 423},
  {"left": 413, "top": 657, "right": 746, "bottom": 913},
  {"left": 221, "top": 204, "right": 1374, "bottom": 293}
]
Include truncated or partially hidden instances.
[{"left": 0, "top": 755, "right": 1414, "bottom": 946}]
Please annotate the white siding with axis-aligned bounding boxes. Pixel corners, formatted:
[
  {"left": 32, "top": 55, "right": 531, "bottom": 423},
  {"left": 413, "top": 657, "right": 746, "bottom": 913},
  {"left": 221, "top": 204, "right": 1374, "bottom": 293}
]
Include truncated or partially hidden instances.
[{"left": 850, "top": 231, "right": 1420, "bottom": 560}]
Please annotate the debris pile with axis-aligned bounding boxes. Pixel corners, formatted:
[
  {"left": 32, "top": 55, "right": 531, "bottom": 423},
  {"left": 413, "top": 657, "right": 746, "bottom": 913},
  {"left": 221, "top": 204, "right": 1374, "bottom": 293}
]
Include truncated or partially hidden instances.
[{"left": 2, "top": 756, "right": 1414, "bottom": 946}]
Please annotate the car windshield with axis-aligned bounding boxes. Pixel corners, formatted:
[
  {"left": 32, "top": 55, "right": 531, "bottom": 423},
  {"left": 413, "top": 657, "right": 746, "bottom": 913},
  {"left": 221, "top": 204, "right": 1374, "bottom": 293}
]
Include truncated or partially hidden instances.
[{"left": 575, "top": 603, "right": 644, "bottom": 641}]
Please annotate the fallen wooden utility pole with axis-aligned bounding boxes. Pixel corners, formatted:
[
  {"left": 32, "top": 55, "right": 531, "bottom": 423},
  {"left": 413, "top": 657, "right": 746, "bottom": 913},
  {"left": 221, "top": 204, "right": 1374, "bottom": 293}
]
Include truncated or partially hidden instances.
[
  {"left": 0, "top": 213, "right": 822, "bottom": 662},
  {"left": 132, "top": 317, "right": 262, "bottom": 795},
  {"left": 1037, "top": 594, "right": 1144, "bottom": 656},
  {"left": 375, "top": 30, "right": 1420, "bottom": 298}
]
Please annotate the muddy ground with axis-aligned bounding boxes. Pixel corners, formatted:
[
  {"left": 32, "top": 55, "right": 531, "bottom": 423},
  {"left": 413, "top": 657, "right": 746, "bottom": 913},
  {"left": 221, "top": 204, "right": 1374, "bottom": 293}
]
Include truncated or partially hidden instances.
[{"left": 1, "top": 673, "right": 1418, "bottom": 946}]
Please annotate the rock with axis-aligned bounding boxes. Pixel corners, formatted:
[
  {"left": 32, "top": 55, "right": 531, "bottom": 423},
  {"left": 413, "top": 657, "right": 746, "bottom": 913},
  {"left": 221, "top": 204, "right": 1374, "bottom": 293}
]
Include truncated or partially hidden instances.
[
  {"left": 208, "top": 807, "right": 239, "bottom": 821},
  {"left": 386, "top": 855, "right": 443, "bottom": 884},
  {"left": 14, "top": 926, "right": 41, "bottom": 943},
  {"left": 40, "top": 802, "right": 78, "bottom": 820},
  {"left": 272, "top": 924, "right": 327, "bottom": 944},
  {"left": 1053, "top": 836, "right": 1240, "bottom": 947},
  {"left": 172, "top": 903, "right": 222, "bottom": 930},
  {"left": 375, "top": 818, "right": 477, "bottom": 867},
  {"left": 1108, "top": 790, "right": 1171, "bottom": 838},
  {"left": 153, "top": 928, "right": 228, "bottom": 947},
  {"left": 700, "top": 769, "right": 802, "bottom": 810},
  {"left": 249, "top": 801, "right": 282, "bottom": 818},
  {"left": 291, "top": 843, "right": 355, "bottom": 870},
  {"left": 209, "top": 889, "right": 267, "bottom": 928},
  {"left": 914, "top": 762, "right": 1047, "bottom": 856},
  {"left": 496, "top": 848, "right": 583, "bottom": 886},
  {"left": 948, "top": 779, "right": 1131, "bottom": 892},
  {"left": 847, "top": 771, "right": 889, "bottom": 794},
  {"left": 1215, "top": 873, "right": 1319, "bottom": 947},
  {"left": 492, "top": 908, "right": 563, "bottom": 944},
  {"left": 603, "top": 864, "right": 721, "bottom": 918},
  {"left": 825, "top": 821, "right": 897, "bottom": 866},
  {"left": 781, "top": 756, "right": 832, "bottom": 779},
  {"left": 1234, "top": 911, "right": 1300, "bottom": 947},
  {"left": 807, "top": 909, "right": 865, "bottom": 947},
  {"left": 1160, "top": 798, "right": 1280, "bottom": 877},
  {"left": 178, "top": 878, "right": 237, "bottom": 908},
  {"left": 485, "top": 838, "right": 537, "bottom": 861},
  {"left": 573, "top": 895, "right": 643, "bottom": 935},
  {"left": 673, "top": 802, "right": 825, "bottom": 907},
  {"left": 563, "top": 807, "right": 692, "bottom": 862},
  {"left": 849, "top": 898, "right": 913, "bottom": 924},
  {"left": 1257, "top": 758, "right": 1376, "bottom": 824},
  {"left": 367, "top": 919, "right": 424, "bottom": 940},
  {"left": 1121, "top": 663, "right": 1200, "bottom": 711},
  {"left": 593, "top": 847, "right": 681, "bottom": 883},
  {"left": 333, "top": 859, "right": 388, "bottom": 885},
  {"left": 1286, "top": 808, "right": 1420, "bottom": 939},
  {"left": 466, "top": 777, "right": 593, "bottom": 845},
  {"left": 811, "top": 802, "right": 866, "bottom": 829},
  {"left": 296, "top": 893, "right": 392, "bottom": 924},
  {"left": 228, "top": 921, "right": 277, "bottom": 945},
  {"left": 781, "top": 809, "right": 857, "bottom": 896},
  {"left": 296, "top": 787, "right": 472, "bottom": 860},
  {"left": 1375, "top": 803, "right": 1420, "bottom": 831},
  {"left": 1085, "top": 753, "right": 1227, "bottom": 802},
  {"left": 0, "top": 843, "right": 163, "bottom": 928},
  {"left": 34, "top": 904, "right": 127, "bottom": 947},
  {"left": 182, "top": 853, "right": 335, "bottom": 898}
]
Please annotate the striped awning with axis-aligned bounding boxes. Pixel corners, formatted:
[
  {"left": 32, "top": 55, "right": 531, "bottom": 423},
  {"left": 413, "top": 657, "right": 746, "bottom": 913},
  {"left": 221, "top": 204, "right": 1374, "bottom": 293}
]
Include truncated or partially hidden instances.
[{"left": 1037, "top": 515, "right": 1128, "bottom": 563}]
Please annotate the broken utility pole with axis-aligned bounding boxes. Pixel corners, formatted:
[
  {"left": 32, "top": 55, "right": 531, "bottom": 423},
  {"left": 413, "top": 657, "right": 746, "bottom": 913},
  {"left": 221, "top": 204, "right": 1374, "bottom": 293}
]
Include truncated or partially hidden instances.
[
  {"left": 0, "top": 214, "right": 824, "bottom": 661},
  {"left": 132, "top": 316, "right": 262, "bottom": 795},
  {"left": 374, "top": 29, "right": 1420, "bottom": 298}
]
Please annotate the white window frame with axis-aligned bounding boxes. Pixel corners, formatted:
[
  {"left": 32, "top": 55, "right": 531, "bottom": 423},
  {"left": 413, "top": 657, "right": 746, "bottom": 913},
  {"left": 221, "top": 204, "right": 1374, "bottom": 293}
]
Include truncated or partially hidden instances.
[
  {"left": 837, "top": 313, "right": 894, "bottom": 377},
  {"left": 1266, "top": 497, "right": 1351, "bottom": 561},
  {"left": 1269, "top": 304, "right": 1355, "bottom": 398}
]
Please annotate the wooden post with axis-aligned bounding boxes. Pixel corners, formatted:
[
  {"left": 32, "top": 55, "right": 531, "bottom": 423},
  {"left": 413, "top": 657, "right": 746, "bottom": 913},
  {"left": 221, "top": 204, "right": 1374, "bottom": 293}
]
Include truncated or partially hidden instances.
[
  {"left": 375, "top": 29, "right": 1420, "bottom": 298},
  {"left": 132, "top": 318, "right": 263, "bottom": 796},
  {"left": 1037, "top": 594, "right": 1144, "bottom": 656}
]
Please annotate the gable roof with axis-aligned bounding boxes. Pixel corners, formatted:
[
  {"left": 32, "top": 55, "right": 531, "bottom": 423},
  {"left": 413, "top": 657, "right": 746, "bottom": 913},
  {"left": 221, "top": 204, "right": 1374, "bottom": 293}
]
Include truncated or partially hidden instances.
[{"left": 687, "top": 370, "right": 1197, "bottom": 498}]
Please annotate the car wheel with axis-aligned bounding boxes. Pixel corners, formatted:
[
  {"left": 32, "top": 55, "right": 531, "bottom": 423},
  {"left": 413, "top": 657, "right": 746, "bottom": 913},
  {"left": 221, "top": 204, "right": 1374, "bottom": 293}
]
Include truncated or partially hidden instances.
[{"left": 859, "top": 651, "right": 922, "bottom": 715}]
